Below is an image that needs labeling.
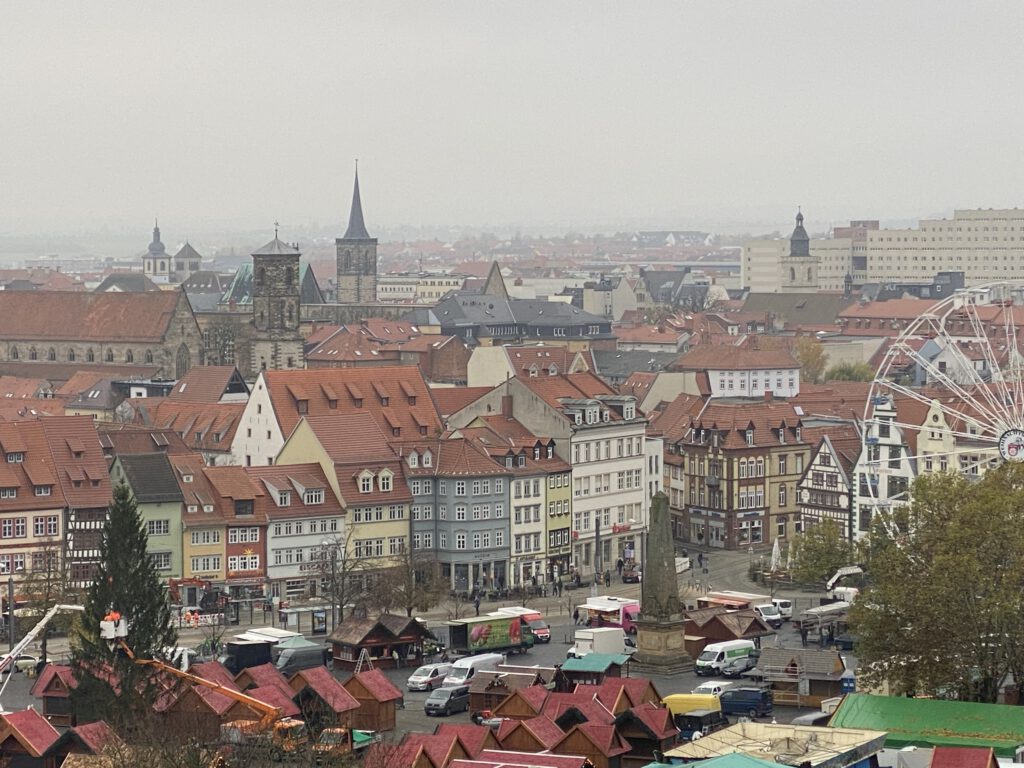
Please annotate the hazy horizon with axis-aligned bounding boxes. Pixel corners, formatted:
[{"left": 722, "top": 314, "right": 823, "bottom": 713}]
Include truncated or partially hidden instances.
[{"left": 4, "top": 2, "right": 1024, "bottom": 241}]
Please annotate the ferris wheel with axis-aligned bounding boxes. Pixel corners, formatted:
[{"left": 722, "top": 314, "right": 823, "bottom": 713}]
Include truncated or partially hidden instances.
[{"left": 862, "top": 281, "right": 1024, "bottom": 538}]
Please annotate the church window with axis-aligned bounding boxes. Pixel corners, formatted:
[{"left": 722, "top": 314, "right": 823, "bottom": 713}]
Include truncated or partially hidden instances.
[
  {"left": 789, "top": 267, "right": 796, "bottom": 282},
  {"left": 67, "top": 349, "right": 75, "bottom": 362},
  {"left": 145, "top": 350, "right": 154, "bottom": 364},
  {"left": 126, "top": 350, "right": 134, "bottom": 363},
  {"left": 287, "top": 306, "right": 293, "bottom": 323},
  {"left": 47, "top": 348, "right": 55, "bottom": 361},
  {"left": 86, "top": 349, "right": 94, "bottom": 362},
  {"left": 28, "top": 348, "right": 36, "bottom": 361},
  {"left": 8, "top": 347, "right": 16, "bottom": 361},
  {"left": 105, "top": 349, "right": 114, "bottom": 363}
]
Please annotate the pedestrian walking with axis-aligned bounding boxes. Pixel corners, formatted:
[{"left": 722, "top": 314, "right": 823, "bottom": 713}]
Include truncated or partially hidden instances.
[
  {"left": 474, "top": 596, "right": 481, "bottom": 616},
  {"left": 573, "top": 607, "right": 580, "bottom": 626},
  {"left": 392, "top": 649, "right": 401, "bottom": 668},
  {"left": 604, "top": 569, "right": 611, "bottom": 587},
  {"left": 616, "top": 558, "right": 624, "bottom": 576},
  {"left": 800, "top": 626, "right": 808, "bottom": 648}
]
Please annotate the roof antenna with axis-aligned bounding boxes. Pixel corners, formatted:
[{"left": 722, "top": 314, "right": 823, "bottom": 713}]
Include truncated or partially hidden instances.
[{"left": 274, "top": 220, "right": 280, "bottom": 239}]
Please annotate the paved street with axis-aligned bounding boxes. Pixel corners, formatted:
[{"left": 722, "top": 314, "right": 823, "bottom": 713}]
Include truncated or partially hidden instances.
[{"left": 0, "top": 545, "right": 845, "bottom": 728}]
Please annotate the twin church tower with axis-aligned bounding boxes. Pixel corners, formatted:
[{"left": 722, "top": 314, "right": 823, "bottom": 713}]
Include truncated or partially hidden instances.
[{"left": 248, "top": 166, "right": 378, "bottom": 372}]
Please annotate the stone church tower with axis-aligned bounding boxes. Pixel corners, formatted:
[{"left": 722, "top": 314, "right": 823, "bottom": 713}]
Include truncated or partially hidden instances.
[
  {"left": 780, "top": 209, "right": 818, "bottom": 292},
  {"left": 251, "top": 230, "right": 304, "bottom": 372},
  {"left": 336, "top": 166, "right": 378, "bottom": 303}
]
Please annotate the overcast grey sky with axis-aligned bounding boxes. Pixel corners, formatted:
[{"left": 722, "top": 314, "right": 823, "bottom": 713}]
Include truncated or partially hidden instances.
[{"left": 4, "top": 2, "right": 1024, "bottom": 236}]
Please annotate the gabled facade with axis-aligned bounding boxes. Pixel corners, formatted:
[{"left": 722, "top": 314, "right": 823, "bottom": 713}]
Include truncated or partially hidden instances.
[
  {"left": 171, "top": 454, "right": 227, "bottom": 585},
  {"left": 248, "top": 463, "right": 344, "bottom": 600},
  {"left": 111, "top": 453, "right": 185, "bottom": 578},
  {"left": 203, "top": 467, "right": 268, "bottom": 598},
  {"left": 797, "top": 433, "right": 860, "bottom": 540},
  {"left": 230, "top": 365, "right": 442, "bottom": 467},
  {"left": 448, "top": 374, "right": 651, "bottom": 580}
]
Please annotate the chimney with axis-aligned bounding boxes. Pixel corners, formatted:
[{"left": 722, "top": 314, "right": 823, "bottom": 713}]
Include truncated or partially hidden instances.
[
  {"left": 764, "top": 390, "right": 773, "bottom": 404},
  {"left": 501, "top": 395, "right": 513, "bottom": 419}
]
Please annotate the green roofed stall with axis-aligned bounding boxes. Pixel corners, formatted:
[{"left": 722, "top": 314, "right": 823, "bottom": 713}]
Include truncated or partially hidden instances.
[{"left": 829, "top": 693, "right": 1024, "bottom": 758}]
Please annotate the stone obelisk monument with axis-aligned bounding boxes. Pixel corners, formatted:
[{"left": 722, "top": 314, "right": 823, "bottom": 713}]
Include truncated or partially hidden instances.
[{"left": 631, "top": 491, "right": 693, "bottom": 674}]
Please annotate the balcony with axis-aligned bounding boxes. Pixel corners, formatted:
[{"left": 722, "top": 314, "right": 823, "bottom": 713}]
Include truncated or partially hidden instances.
[{"left": 705, "top": 475, "right": 720, "bottom": 487}]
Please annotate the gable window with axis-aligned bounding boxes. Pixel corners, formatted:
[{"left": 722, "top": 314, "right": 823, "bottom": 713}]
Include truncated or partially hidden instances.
[
  {"left": 378, "top": 472, "right": 393, "bottom": 492},
  {"left": 745, "top": 429, "right": 754, "bottom": 446},
  {"left": 278, "top": 491, "right": 291, "bottom": 506},
  {"left": 359, "top": 473, "right": 373, "bottom": 493},
  {"left": 408, "top": 452, "right": 419, "bottom": 468}
]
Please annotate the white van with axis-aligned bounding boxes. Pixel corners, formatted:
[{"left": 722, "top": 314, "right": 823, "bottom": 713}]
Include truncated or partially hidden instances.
[
  {"left": 771, "top": 598, "right": 793, "bottom": 620},
  {"left": 692, "top": 680, "right": 733, "bottom": 697},
  {"left": 695, "top": 640, "right": 756, "bottom": 676},
  {"left": 441, "top": 653, "right": 505, "bottom": 687},
  {"left": 752, "top": 603, "right": 783, "bottom": 629}
]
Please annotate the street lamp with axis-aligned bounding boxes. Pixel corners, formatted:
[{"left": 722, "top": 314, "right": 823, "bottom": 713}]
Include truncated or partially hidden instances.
[
  {"left": 6, "top": 570, "right": 12, "bottom": 653},
  {"left": 321, "top": 539, "right": 337, "bottom": 632}
]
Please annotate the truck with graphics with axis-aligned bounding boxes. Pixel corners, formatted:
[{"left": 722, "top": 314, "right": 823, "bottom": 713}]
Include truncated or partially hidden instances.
[
  {"left": 447, "top": 614, "right": 535, "bottom": 656},
  {"left": 580, "top": 596, "right": 641, "bottom": 634}
]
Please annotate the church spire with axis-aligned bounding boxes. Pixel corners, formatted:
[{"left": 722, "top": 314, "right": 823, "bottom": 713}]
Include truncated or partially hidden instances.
[
  {"left": 789, "top": 207, "right": 810, "bottom": 257},
  {"left": 343, "top": 161, "right": 371, "bottom": 240}
]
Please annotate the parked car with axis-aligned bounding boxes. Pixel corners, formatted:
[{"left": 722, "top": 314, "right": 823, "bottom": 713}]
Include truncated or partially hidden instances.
[
  {"left": 720, "top": 654, "right": 758, "bottom": 679},
  {"left": 674, "top": 709, "right": 730, "bottom": 741},
  {"left": 407, "top": 663, "right": 453, "bottom": 692},
  {"left": 10, "top": 655, "right": 38, "bottom": 674},
  {"left": 691, "top": 680, "right": 732, "bottom": 697},
  {"left": 718, "top": 686, "right": 774, "bottom": 719},
  {"left": 622, "top": 567, "right": 641, "bottom": 583},
  {"left": 424, "top": 685, "right": 470, "bottom": 716}
]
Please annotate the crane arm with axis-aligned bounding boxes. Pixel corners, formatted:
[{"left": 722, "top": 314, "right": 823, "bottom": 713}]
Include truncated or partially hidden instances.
[
  {"left": 825, "top": 565, "right": 864, "bottom": 592},
  {"left": 0, "top": 603, "right": 85, "bottom": 675},
  {"left": 118, "top": 640, "right": 281, "bottom": 725}
]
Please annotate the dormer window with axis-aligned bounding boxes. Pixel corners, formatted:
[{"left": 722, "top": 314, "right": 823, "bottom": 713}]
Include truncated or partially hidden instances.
[
  {"left": 234, "top": 500, "right": 254, "bottom": 516},
  {"left": 203, "top": 504, "right": 214, "bottom": 513},
  {"left": 359, "top": 471, "right": 373, "bottom": 493},
  {"left": 304, "top": 488, "right": 324, "bottom": 504},
  {"left": 0, "top": 489, "right": 16, "bottom": 499},
  {"left": 533, "top": 446, "right": 540, "bottom": 460},
  {"left": 779, "top": 429, "right": 786, "bottom": 445},
  {"left": 380, "top": 396, "right": 389, "bottom": 407},
  {"left": 623, "top": 403, "right": 635, "bottom": 420},
  {"left": 296, "top": 399, "right": 308, "bottom": 415},
  {"left": 408, "top": 451, "right": 419, "bottom": 468},
  {"left": 422, "top": 450, "right": 432, "bottom": 467},
  {"left": 795, "top": 427, "right": 802, "bottom": 441},
  {"left": 573, "top": 413, "right": 582, "bottom": 425},
  {"left": 546, "top": 445, "right": 553, "bottom": 459},
  {"left": 505, "top": 456, "right": 513, "bottom": 468},
  {"left": 353, "top": 398, "right": 363, "bottom": 408},
  {"left": 379, "top": 470, "right": 393, "bottom": 492},
  {"left": 602, "top": 410, "right": 610, "bottom": 422},
  {"left": 35, "top": 485, "right": 52, "bottom": 497},
  {"left": 187, "top": 504, "right": 198, "bottom": 513},
  {"left": 182, "top": 474, "right": 193, "bottom": 483},
  {"left": 518, "top": 454, "right": 526, "bottom": 468},
  {"left": 745, "top": 429, "right": 754, "bottom": 447},
  {"left": 278, "top": 491, "right": 291, "bottom": 507},
  {"left": 6, "top": 453, "right": 23, "bottom": 464}
]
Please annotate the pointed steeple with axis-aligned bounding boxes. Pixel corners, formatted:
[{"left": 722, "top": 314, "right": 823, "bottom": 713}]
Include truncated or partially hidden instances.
[
  {"left": 343, "top": 162, "right": 371, "bottom": 240},
  {"left": 482, "top": 261, "right": 509, "bottom": 299},
  {"left": 148, "top": 219, "right": 166, "bottom": 256},
  {"left": 789, "top": 207, "right": 810, "bottom": 257}
]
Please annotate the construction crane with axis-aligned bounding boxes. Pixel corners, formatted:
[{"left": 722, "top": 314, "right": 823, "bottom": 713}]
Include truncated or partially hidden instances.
[
  {"left": 0, "top": 603, "right": 85, "bottom": 711},
  {"left": 100, "top": 613, "right": 281, "bottom": 731},
  {"left": 825, "top": 565, "right": 865, "bottom": 601}
]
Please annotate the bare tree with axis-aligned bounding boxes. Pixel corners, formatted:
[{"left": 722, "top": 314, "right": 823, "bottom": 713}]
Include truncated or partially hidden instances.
[
  {"left": 314, "top": 532, "right": 369, "bottom": 623},
  {"left": 372, "top": 549, "right": 447, "bottom": 618},
  {"left": 20, "top": 535, "right": 73, "bottom": 663}
]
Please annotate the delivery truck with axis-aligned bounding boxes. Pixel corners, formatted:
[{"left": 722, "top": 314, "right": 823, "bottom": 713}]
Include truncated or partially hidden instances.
[
  {"left": 580, "top": 596, "right": 641, "bottom": 634},
  {"left": 566, "top": 627, "right": 636, "bottom": 659},
  {"left": 448, "top": 614, "right": 535, "bottom": 656}
]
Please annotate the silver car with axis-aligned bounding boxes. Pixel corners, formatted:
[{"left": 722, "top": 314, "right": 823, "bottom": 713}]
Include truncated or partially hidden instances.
[{"left": 407, "top": 663, "right": 452, "bottom": 691}]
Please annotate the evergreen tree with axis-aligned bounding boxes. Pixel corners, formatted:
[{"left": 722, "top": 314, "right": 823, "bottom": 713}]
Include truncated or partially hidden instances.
[{"left": 70, "top": 482, "right": 178, "bottom": 730}]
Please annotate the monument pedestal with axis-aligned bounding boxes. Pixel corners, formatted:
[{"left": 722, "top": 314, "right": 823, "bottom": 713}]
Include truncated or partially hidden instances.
[{"left": 630, "top": 617, "right": 694, "bottom": 675}]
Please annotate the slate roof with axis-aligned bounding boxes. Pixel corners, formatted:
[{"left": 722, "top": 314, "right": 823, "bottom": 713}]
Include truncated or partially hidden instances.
[
  {"left": 593, "top": 349, "right": 678, "bottom": 380},
  {"left": 221, "top": 262, "right": 324, "bottom": 306},
  {"left": 0, "top": 290, "right": 184, "bottom": 342},
  {"left": 94, "top": 273, "right": 161, "bottom": 292},
  {"left": 117, "top": 453, "right": 184, "bottom": 503},
  {"left": 342, "top": 169, "right": 372, "bottom": 240}
]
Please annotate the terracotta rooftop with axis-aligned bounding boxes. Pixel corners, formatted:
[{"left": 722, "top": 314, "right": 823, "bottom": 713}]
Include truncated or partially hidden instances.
[
  {"left": 0, "top": 290, "right": 183, "bottom": 342},
  {"left": 431, "top": 386, "right": 493, "bottom": 418},
  {"left": 1, "top": 708, "right": 61, "bottom": 756},
  {"left": 289, "top": 666, "right": 359, "bottom": 713},
  {"left": 670, "top": 344, "right": 799, "bottom": 372},
  {"left": 166, "top": 365, "right": 249, "bottom": 403},
  {"left": 345, "top": 668, "right": 404, "bottom": 703},
  {"left": 262, "top": 366, "right": 442, "bottom": 439}
]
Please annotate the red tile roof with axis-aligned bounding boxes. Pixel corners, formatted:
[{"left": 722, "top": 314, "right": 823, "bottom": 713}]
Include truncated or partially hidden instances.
[
  {"left": 30, "top": 663, "right": 77, "bottom": 698},
  {"left": 0, "top": 376, "right": 49, "bottom": 399},
  {"left": 40, "top": 416, "right": 111, "bottom": 509},
  {"left": 433, "top": 723, "right": 497, "bottom": 757},
  {"left": 245, "top": 685, "right": 301, "bottom": 717},
  {"left": 542, "top": 694, "right": 615, "bottom": 726},
  {"left": 248, "top": 463, "right": 342, "bottom": 521},
  {"left": 431, "top": 387, "right": 493, "bottom": 418},
  {"left": 149, "top": 400, "right": 244, "bottom": 454},
  {"left": 626, "top": 701, "right": 677, "bottom": 740},
  {"left": 347, "top": 318, "right": 423, "bottom": 342},
  {"left": 1, "top": 708, "right": 61, "bottom": 756},
  {"left": 475, "top": 749, "right": 590, "bottom": 768},
  {"left": 303, "top": 413, "right": 397, "bottom": 464},
  {"left": 65, "top": 720, "right": 123, "bottom": 753},
  {"left": 401, "top": 732, "right": 460, "bottom": 768},
  {"left": 930, "top": 746, "right": 999, "bottom": 768},
  {"left": 288, "top": 666, "right": 359, "bottom": 713},
  {"left": 520, "top": 715, "right": 566, "bottom": 747},
  {"left": 263, "top": 366, "right": 442, "bottom": 439},
  {"left": 166, "top": 366, "right": 248, "bottom": 403},
  {"left": 0, "top": 290, "right": 184, "bottom": 342},
  {"left": 235, "top": 663, "right": 291, "bottom": 696},
  {"left": 516, "top": 372, "right": 620, "bottom": 416},
  {"left": 670, "top": 345, "right": 799, "bottom": 372},
  {"left": 611, "top": 324, "right": 686, "bottom": 345},
  {"left": 306, "top": 329, "right": 395, "bottom": 363},
  {"left": 346, "top": 668, "right": 403, "bottom": 703}
]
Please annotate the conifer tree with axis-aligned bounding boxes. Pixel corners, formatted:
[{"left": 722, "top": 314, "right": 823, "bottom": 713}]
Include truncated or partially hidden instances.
[{"left": 70, "top": 482, "right": 178, "bottom": 729}]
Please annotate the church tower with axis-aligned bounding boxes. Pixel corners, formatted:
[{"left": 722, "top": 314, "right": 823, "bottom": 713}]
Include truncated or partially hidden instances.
[
  {"left": 142, "top": 220, "right": 171, "bottom": 283},
  {"left": 780, "top": 208, "right": 818, "bottom": 292},
  {"left": 336, "top": 165, "right": 378, "bottom": 303},
  {"left": 251, "top": 228, "right": 304, "bottom": 371}
]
